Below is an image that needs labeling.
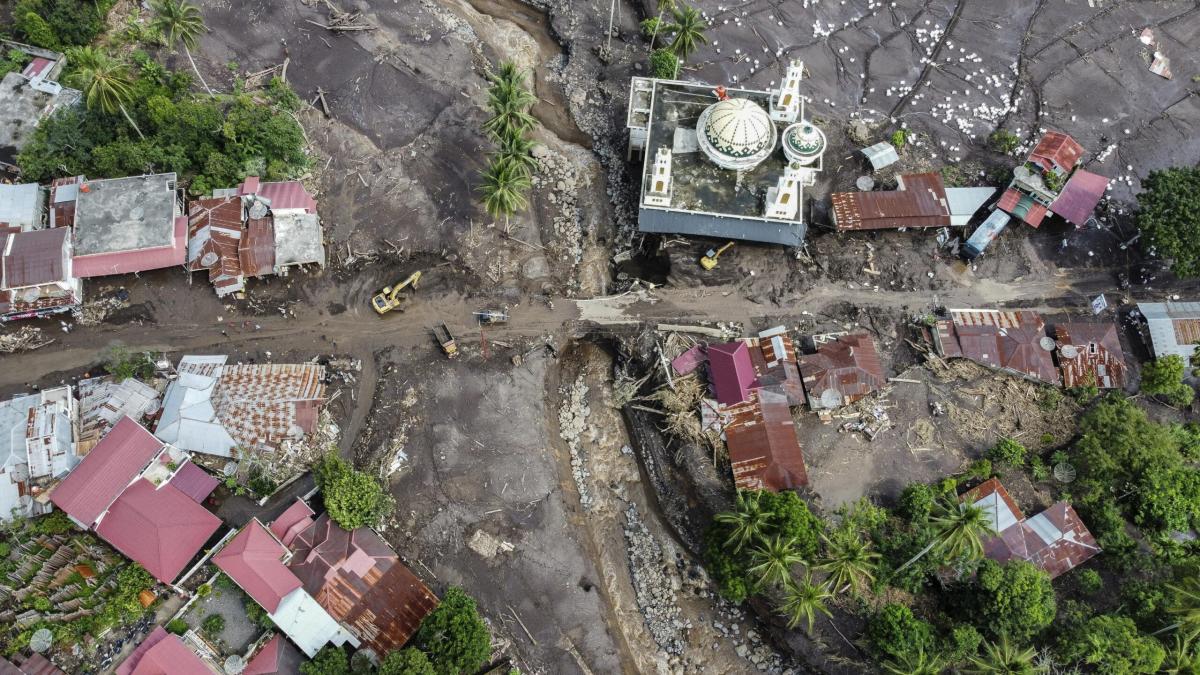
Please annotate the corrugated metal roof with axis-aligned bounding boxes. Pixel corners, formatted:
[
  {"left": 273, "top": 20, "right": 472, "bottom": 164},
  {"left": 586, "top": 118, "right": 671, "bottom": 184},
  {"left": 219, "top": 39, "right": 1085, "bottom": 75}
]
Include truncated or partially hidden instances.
[
  {"left": 1051, "top": 170, "right": 1108, "bottom": 226},
  {"left": 243, "top": 634, "right": 303, "bottom": 675},
  {"left": 288, "top": 514, "right": 439, "bottom": 655},
  {"left": 0, "top": 183, "right": 42, "bottom": 230},
  {"left": 1029, "top": 131, "right": 1083, "bottom": 174},
  {"left": 168, "top": 461, "right": 219, "bottom": 503},
  {"left": 1139, "top": 301, "right": 1200, "bottom": 359},
  {"left": 240, "top": 179, "right": 317, "bottom": 214},
  {"left": 187, "top": 197, "right": 245, "bottom": 296},
  {"left": 214, "top": 519, "right": 302, "bottom": 613},
  {"left": 1055, "top": 323, "right": 1127, "bottom": 389},
  {"left": 726, "top": 389, "right": 808, "bottom": 491},
  {"left": 240, "top": 217, "right": 276, "bottom": 277},
  {"left": 935, "top": 310, "right": 1058, "bottom": 383},
  {"left": 2, "top": 228, "right": 67, "bottom": 289},
  {"left": 95, "top": 478, "right": 222, "bottom": 584},
  {"left": 708, "top": 342, "right": 756, "bottom": 406},
  {"left": 671, "top": 345, "right": 706, "bottom": 376},
  {"left": 861, "top": 142, "right": 899, "bottom": 170},
  {"left": 797, "top": 332, "right": 884, "bottom": 409},
  {"left": 50, "top": 417, "right": 163, "bottom": 527},
  {"left": 270, "top": 498, "right": 316, "bottom": 548},
  {"left": 116, "top": 627, "right": 214, "bottom": 675},
  {"left": 748, "top": 332, "right": 805, "bottom": 406},
  {"left": 830, "top": 173, "right": 950, "bottom": 231},
  {"left": 637, "top": 207, "right": 806, "bottom": 246},
  {"left": 7, "top": 651, "right": 66, "bottom": 675}
]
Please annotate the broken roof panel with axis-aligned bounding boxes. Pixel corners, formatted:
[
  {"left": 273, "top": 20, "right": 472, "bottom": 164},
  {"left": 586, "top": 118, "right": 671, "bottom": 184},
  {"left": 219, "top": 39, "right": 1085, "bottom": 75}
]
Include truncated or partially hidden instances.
[
  {"left": 671, "top": 345, "right": 707, "bottom": 376},
  {"left": 798, "top": 333, "right": 884, "bottom": 409},
  {"left": 1055, "top": 323, "right": 1127, "bottom": 389},
  {"left": 747, "top": 331, "right": 805, "bottom": 406},
  {"left": 708, "top": 341, "right": 757, "bottom": 406},
  {"left": 1051, "top": 170, "right": 1109, "bottom": 227},
  {"left": 51, "top": 417, "right": 163, "bottom": 527},
  {"left": 289, "top": 514, "right": 439, "bottom": 655},
  {"left": 830, "top": 173, "right": 951, "bottom": 231},
  {"left": 95, "top": 477, "right": 222, "bottom": 583},
  {"left": 1029, "top": 131, "right": 1083, "bottom": 175},
  {"left": 214, "top": 519, "right": 303, "bottom": 614},
  {"left": 943, "top": 187, "right": 997, "bottom": 226},
  {"left": 726, "top": 389, "right": 808, "bottom": 491}
]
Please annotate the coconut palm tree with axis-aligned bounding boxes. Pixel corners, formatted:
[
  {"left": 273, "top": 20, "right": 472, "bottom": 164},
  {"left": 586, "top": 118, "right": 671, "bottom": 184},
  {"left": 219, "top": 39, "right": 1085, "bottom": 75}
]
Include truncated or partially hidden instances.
[
  {"left": 488, "top": 64, "right": 536, "bottom": 112},
  {"left": 478, "top": 157, "right": 531, "bottom": 229},
  {"left": 149, "top": 0, "right": 213, "bottom": 96},
  {"left": 65, "top": 47, "right": 144, "bottom": 140},
  {"left": 748, "top": 535, "right": 804, "bottom": 589},
  {"left": 495, "top": 133, "right": 538, "bottom": 177},
  {"left": 880, "top": 649, "right": 948, "bottom": 675},
  {"left": 664, "top": 4, "right": 708, "bottom": 63},
  {"left": 775, "top": 575, "right": 832, "bottom": 634},
  {"left": 714, "top": 491, "right": 771, "bottom": 553},
  {"left": 1165, "top": 578, "right": 1200, "bottom": 640},
  {"left": 1161, "top": 634, "right": 1200, "bottom": 675},
  {"left": 484, "top": 98, "right": 536, "bottom": 142},
  {"left": 896, "top": 496, "right": 997, "bottom": 573},
  {"left": 816, "top": 527, "right": 880, "bottom": 594},
  {"left": 648, "top": 0, "right": 677, "bottom": 51},
  {"left": 964, "top": 637, "right": 1047, "bottom": 674}
]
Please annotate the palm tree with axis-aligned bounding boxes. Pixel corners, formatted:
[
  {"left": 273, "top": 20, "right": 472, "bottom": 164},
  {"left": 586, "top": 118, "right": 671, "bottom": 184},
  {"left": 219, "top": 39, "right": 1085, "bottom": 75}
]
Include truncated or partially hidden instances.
[
  {"left": 881, "top": 649, "right": 948, "bottom": 675},
  {"left": 775, "top": 575, "right": 832, "bottom": 634},
  {"left": 488, "top": 66, "right": 536, "bottom": 112},
  {"left": 483, "top": 98, "right": 536, "bottom": 142},
  {"left": 478, "top": 157, "right": 531, "bottom": 230},
  {"left": 816, "top": 527, "right": 880, "bottom": 594},
  {"left": 65, "top": 47, "right": 144, "bottom": 140},
  {"left": 1166, "top": 578, "right": 1200, "bottom": 640},
  {"left": 964, "top": 637, "right": 1046, "bottom": 674},
  {"left": 648, "top": 0, "right": 677, "bottom": 51},
  {"left": 748, "top": 535, "right": 804, "bottom": 589},
  {"left": 664, "top": 4, "right": 708, "bottom": 64},
  {"left": 1161, "top": 634, "right": 1200, "bottom": 675},
  {"left": 495, "top": 133, "right": 538, "bottom": 177},
  {"left": 150, "top": 0, "right": 212, "bottom": 96},
  {"left": 714, "top": 491, "right": 770, "bottom": 553},
  {"left": 896, "top": 496, "right": 997, "bottom": 573}
]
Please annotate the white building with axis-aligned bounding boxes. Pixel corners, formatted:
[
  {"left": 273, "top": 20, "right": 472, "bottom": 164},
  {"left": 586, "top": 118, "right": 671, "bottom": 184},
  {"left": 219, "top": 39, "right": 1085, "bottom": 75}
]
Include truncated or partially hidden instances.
[{"left": 0, "top": 387, "right": 77, "bottom": 520}]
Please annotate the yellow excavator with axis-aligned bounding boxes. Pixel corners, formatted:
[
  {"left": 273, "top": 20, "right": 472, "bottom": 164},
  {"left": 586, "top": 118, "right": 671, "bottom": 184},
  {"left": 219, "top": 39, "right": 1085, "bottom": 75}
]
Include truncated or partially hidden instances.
[
  {"left": 700, "top": 242, "right": 735, "bottom": 270},
  {"left": 371, "top": 271, "right": 422, "bottom": 315}
]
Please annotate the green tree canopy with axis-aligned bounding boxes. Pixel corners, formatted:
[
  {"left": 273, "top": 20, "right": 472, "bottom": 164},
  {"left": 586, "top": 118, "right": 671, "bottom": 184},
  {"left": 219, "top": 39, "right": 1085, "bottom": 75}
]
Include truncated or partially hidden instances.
[
  {"left": 1141, "top": 355, "right": 1195, "bottom": 407},
  {"left": 313, "top": 452, "right": 394, "bottom": 530},
  {"left": 14, "top": 0, "right": 114, "bottom": 49},
  {"left": 413, "top": 587, "right": 491, "bottom": 675},
  {"left": 704, "top": 490, "right": 822, "bottom": 602},
  {"left": 300, "top": 646, "right": 349, "bottom": 675},
  {"left": 1138, "top": 166, "right": 1200, "bottom": 278},
  {"left": 966, "top": 560, "right": 1056, "bottom": 642},
  {"left": 379, "top": 648, "right": 435, "bottom": 675},
  {"left": 1058, "top": 614, "right": 1165, "bottom": 674},
  {"left": 867, "top": 603, "right": 934, "bottom": 661}
]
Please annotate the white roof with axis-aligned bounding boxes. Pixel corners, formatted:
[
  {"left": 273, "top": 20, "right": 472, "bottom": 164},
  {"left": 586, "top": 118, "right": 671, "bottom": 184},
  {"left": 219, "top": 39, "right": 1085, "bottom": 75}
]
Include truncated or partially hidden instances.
[
  {"left": 155, "top": 355, "right": 238, "bottom": 457},
  {"left": 944, "top": 187, "right": 997, "bottom": 225},
  {"left": 972, "top": 491, "right": 1020, "bottom": 533},
  {"left": 861, "top": 142, "right": 899, "bottom": 171},
  {"left": 1138, "top": 301, "right": 1200, "bottom": 359},
  {"left": 0, "top": 386, "right": 75, "bottom": 520},
  {"left": 270, "top": 587, "right": 359, "bottom": 658},
  {"left": 0, "top": 183, "right": 42, "bottom": 231}
]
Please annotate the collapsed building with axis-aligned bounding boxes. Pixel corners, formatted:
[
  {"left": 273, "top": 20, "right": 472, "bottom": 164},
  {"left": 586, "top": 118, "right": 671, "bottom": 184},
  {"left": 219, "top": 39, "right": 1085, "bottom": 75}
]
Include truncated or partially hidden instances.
[
  {"left": 830, "top": 172, "right": 994, "bottom": 231},
  {"left": 0, "top": 386, "right": 77, "bottom": 521},
  {"left": 797, "top": 332, "right": 885, "bottom": 409},
  {"left": 627, "top": 61, "right": 825, "bottom": 246},
  {"left": 0, "top": 41, "right": 80, "bottom": 176}
]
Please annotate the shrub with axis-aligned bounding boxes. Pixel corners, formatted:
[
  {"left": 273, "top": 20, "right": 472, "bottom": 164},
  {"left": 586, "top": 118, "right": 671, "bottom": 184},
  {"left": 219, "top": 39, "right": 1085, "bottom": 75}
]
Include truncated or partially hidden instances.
[
  {"left": 379, "top": 648, "right": 434, "bottom": 675},
  {"left": 1141, "top": 355, "right": 1194, "bottom": 407},
  {"left": 898, "top": 482, "right": 936, "bottom": 523},
  {"left": 244, "top": 598, "right": 273, "bottom": 630},
  {"left": 649, "top": 48, "right": 678, "bottom": 79},
  {"left": 989, "top": 129, "right": 1020, "bottom": 154},
  {"left": 413, "top": 587, "right": 490, "bottom": 675},
  {"left": 987, "top": 438, "right": 1027, "bottom": 467},
  {"left": 34, "top": 511, "right": 74, "bottom": 535},
  {"left": 1029, "top": 456, "right": 1050, "bottom": 481},
  {"left": 866, "top": 603, "right": 933, "bottom": 660},
  {"left": 1076, "top": 569, "right": 1103, "bottom": 595},
  {"left": 201, "top": 613, "right": 225, "bottom": 638},
  {"left": 165, "top": 618, "right": 188, "bottom": 635},
  {"left": 946, "top": 624, "right": 983, "bottom": 663},
  {"left": 314, "top": 452, "right": 394, "bottom": 530},
  {"left": 966, "top": 560, "right": 1056, "bottom": 642},
  {"left": 890, "top": 129, "right": 907, "bottom": 150},
  {"left": 301, "top": 646, "right": 349, "bottom": 675},
  {"left": 965, "top": 459, "right": 993, "bottom": 481},
  {"left": 102, "top": 346, "right": 155, "bottom": 382},
  {"left": 1057, "top": 614, "right": 1165, "bottom": 674},
  {"left": 640, "top": 17, "right": 662, "bottom": 39}
]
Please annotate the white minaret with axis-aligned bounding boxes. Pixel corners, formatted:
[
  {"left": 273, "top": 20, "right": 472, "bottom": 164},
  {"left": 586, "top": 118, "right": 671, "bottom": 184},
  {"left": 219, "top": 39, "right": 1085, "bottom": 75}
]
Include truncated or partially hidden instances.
[
  {"left": 770, "top": 60, "right": 804, "bottom": 123},
  {"left": 643, "top": 147, "right": 673, "bottom": 207},
  {"left": 765, "top": 163, "right": 807, "bottom": 220}
]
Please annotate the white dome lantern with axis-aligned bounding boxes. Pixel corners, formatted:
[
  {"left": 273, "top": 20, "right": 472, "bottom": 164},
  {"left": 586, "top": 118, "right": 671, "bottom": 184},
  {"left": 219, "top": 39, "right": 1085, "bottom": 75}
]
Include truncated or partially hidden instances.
[
  {"left": 696, "top": 98, "right": 777, "bottom": 171},
  {"left": 781, "top": 121, "right": 826, "bottom": 166}
]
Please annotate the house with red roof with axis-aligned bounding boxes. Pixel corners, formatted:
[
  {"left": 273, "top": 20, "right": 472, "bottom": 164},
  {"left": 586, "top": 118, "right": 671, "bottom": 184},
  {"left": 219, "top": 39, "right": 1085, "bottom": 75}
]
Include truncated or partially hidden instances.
[
  {"left": 798, "top": 332, "right": 885, "bottom": 410},
  {"left": 961, "top": 478, "right": 1101, "bottom": 578},
  {"left": 213, "top": 517, "right": 357, "bottom": 657},
  {"left": 997, "top": 131, "right": 1108, "bottom": 229},
  {"left": 242, "top": 634, "right": 304, "bottom": 675},
  {"left": 49, "top": 416, "right": 222, "bottom": 583},
  {"left": 708, "top": 342, "right": 757, "bottom": 406},
  {"left": 933, "top": 309, "right": 1059, "bottom": 384},
  {"left": 116, "top": 626, "right": 216, "bottom": 675}
]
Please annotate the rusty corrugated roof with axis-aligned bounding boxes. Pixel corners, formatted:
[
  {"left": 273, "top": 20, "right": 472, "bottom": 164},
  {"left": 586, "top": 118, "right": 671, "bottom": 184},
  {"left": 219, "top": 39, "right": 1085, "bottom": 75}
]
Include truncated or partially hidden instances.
[
  {"left": 240, "top": 217, "right": 276, "bottom": 277},
  {"left": 831, "top": 173, "right": 950, "bottom": 231},
  {"left": 936, "top": 310, "right": 1058, "bottom": 383},
  {"left": 1055, "top": 322, "right": 1127, "bottom": 389},
  {"left": 1029, "top": 132, "right": 1083, "bottom": 174},
  {"left": 212, "top": 364, "right": 325, "bottom": 453},
  {"left": 797, "top": 333, "right": 884, "bottom": 409},
  {"left": 2, "top": 228, "right": 67, "bottom": 289},
  {"left": 726, "top": 389, "right": 808, "bottom": 492},
  {"left": 187, "top": 197, "right": 244, "bottom": 292},
  {"left": 288, "top": 514, "right": 439, "bottom": 655}
]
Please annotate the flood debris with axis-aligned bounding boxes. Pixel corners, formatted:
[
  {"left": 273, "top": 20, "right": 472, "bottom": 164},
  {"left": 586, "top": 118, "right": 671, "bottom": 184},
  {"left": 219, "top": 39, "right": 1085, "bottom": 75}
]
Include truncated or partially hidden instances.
[{"left": 0, "top": 325, "right": 53, "bottom": 353}]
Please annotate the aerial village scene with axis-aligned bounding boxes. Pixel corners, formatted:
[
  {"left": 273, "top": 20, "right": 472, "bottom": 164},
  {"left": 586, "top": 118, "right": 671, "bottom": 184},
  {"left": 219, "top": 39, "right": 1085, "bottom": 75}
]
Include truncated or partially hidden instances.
[{"left": 1, "top": 0, "right": 1200, "bottom": 674}]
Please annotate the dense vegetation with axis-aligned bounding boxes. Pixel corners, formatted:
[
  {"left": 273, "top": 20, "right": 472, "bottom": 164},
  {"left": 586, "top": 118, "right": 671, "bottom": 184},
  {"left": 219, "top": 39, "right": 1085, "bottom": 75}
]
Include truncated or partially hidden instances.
[
  {"left": 13, "top": 0, "right": 116, "bottom": 50},
  {"left": 641, "top": 1, "right": 706, "bottom": 79},
  {"left": 313, "top": 452, "right": 395, "bottom": 530},
  {"left": 704, "top": 391, "right": 1200, "bottom": 672},
  {"left": 1138, "top": 166, "right": 1200, "bottom": 278},
  {"left": 478, "top": 62, "right": 536, "bottom": 227}
]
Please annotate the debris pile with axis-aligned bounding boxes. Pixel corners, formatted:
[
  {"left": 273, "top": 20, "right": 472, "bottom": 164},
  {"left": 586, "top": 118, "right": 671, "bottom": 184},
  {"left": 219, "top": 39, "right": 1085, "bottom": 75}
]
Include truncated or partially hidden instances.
[
  {"left": 557, "top": 376, "right": 593, "bottom": 510},
  {"left": 72, "top": 296, "right": 127, "bottom": 326},
  {"left": 623, "top": 504, "right": 687, "bottom": 655},
  {"left": 532, "top": 145, "right": 586, "bottom": 267},
  {"left": 0, "top": 326, "right": 52, "bottom": 353}
]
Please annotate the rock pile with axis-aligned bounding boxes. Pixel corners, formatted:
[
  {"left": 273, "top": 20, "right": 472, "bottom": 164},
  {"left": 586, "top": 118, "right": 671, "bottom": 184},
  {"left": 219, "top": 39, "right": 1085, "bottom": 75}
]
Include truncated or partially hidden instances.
[
  {"left": 557, "top": 375, "right": 593, "bottom": 509},
  {"left": 532, "top": 145, "right": 585, "bottom": 267},
  {"left": 623, "top": 504, "right": 687, "bottom": 655}
]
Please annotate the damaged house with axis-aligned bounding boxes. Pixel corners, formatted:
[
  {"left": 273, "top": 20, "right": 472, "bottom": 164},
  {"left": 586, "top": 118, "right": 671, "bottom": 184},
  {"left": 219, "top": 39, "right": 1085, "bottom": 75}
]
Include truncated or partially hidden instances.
[
  {"left": 187, "top": 177, "right": 325, "bottom": 297},
  {"left": 155, "top": 355, "right": 326, "bottom": 459},
  {"left": 0, "top": 42, "right": 80, "bottom": 176},
  {"left": 0, "top": 386, "right": 77, "bottom": 521},
  {"left": 66, "top": 173, "right": 188, "bottom": 278},
  {"left": 1054, "top": 322, "right": 1128, "bottom": 389},
  {"left": 50, "top": 417, "right": 222, "bottom": 584},
  {"left": 797, "top": 332, "right": 885, "bottom": 409},
  {"left": 962, "top": 478, "right": 1101, "bottom": 578},
  {"left": 933, "top": 309, "right": 1059, "bottom": 384},
  {"left": 830, "top": 172, "right": 994, "bottom": 231},
  {"left": 1, "top": 225, "right": 80, "bottom": 321},
  {"left": 997, "top": 131, "right": 1109, "bottom": 229}
]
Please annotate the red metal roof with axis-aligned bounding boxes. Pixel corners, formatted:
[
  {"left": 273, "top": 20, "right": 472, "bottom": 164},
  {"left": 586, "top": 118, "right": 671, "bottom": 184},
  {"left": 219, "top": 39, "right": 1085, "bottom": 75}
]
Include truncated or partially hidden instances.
[
  {"left": 935, "top": 310, "right": 1058, "bottom": 384},
  {"left": 288, "top": 514, "right": 439, "bottom": 655},
  {"left": 1055, "top": 323, "right": 1127, "bottom": 389},
  {"left": 51, "top": 417, "right": 163, "bottom": 527},
  {"left": 708, "top": 342, "right": 757, "bottom": 406},
  {"left": 798, "top": 333, "right": 884, "bottom": 408},
  {"left": 22, "top": 58, "right": 52, "bottom": 79},
  {"left": 3, "top": 652, "right": 66, "bottom": 675},
  {"left": 95, "top": 478, "right": 222, "bottom": 584},
  {"left": 269, "top": 498, "right": 316, "bottom": 548},
  {"left": 72, "top": 215, "right": 187, "bottom": 278},
  {"left": 240, "top": 217, "right": 276, "bottom": 277},
  {"left": 1029, "top": 132, "right": 1083, "bottom": 174},
  {"left": 726, "top": 389, "right": 808, "bottom": 491},
  {"left": 671, "top": 345, "right": 706, "bottom": 376},
  {"left": 1051, "top": 170, "right": 1108, "bottom": 227},
  {"left": 240, "top": 178, "right": 317, "bottom": 214},
  {"left": 117, "top": 627, "right": 214, "bottom": 675},
  {"left": 2, "top": 228, "right": 68, "bottom": 289},
  {"left": 831, "top": 173, "right": 950, "bottom": 230},
  {"left": 168, "top": 461, "right": 219, "bottom": 503},
  {"left": 214, "top": 519, "right": 302, "bottom": 613}
]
